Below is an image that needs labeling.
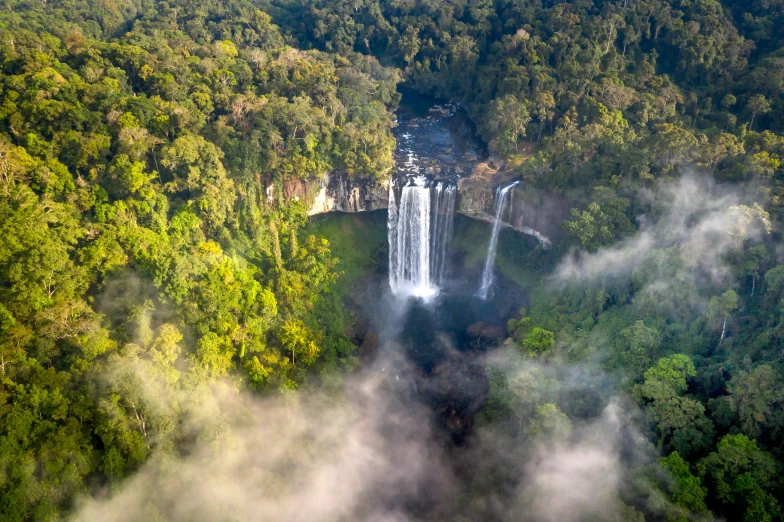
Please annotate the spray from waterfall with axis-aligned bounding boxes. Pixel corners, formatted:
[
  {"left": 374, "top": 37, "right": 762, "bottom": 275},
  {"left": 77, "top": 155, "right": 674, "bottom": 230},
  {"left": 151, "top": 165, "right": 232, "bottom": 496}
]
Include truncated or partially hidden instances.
[
  {"left": 430, "top": 180, "right": 456, "bottom": 286},
  {"left": 476, "top": 181, "right": 519, "bottom": 300},
  {"left": 389, "top": 176, "right": 437, "bottom": 298}
]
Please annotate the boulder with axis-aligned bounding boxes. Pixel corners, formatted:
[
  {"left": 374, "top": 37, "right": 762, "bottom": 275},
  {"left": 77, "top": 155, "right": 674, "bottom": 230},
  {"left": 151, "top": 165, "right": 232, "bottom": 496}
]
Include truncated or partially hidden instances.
[
  {"left": 480, "top": 325, "right": 507, "bottom": 341},
  {"left": 466, "top": 321, "right": 486, "bottom": 338}
]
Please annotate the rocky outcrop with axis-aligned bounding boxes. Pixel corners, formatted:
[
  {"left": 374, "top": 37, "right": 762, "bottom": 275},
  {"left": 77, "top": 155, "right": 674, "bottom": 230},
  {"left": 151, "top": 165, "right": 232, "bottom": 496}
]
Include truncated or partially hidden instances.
[
  {"left": 265, "top": 173, "right": 389, "bottom": 214},
  {"left": 308, "top": 173, "right": 389, "bottom": 214},
  {"left": 466, "top": 321, "right": 507, "bottom": 342}
]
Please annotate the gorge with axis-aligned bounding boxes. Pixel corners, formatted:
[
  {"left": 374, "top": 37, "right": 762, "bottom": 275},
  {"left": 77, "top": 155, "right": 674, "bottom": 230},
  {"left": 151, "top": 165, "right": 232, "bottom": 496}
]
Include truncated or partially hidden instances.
[
  {"left": 306, "top": 94, "right": 555, "bottom": 491},
  {"left": 366, "top": 90, "right": 560, "bottom": 304}
]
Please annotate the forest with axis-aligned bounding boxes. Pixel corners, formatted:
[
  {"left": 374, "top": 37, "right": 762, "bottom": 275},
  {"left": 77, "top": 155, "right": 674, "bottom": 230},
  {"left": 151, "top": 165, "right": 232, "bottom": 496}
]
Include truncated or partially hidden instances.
[{"left": 2, "top": 0, "right": 784, "bottom": 521}]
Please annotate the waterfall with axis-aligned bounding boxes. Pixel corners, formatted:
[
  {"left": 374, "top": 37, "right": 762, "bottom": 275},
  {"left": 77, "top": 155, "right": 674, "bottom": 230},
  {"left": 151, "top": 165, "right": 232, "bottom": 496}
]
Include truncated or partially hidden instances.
[
  {"left": 389, "top": 176, "right": 437, "bottom": 298},
  {"left": 430, "top": 180, "right": 456, "bottom": 286},
  {"left": 476, "top": 181, "right": 519, "bottom": 300},
  {"left": 388, "top": 180, "right": 400, "bottom": 288}
]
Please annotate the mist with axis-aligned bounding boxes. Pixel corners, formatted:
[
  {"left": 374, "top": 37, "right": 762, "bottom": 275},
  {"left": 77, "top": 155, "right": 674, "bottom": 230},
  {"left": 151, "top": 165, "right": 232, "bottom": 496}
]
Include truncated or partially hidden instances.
[
  {"left": 555, "top": 174, "right": 770, "bottom": 284},
  {"left": 69, "top": 174, "right": 766, "bottom": 522},
  {"left": 71, "top": 303, "right": 653, "bottom": 522}
]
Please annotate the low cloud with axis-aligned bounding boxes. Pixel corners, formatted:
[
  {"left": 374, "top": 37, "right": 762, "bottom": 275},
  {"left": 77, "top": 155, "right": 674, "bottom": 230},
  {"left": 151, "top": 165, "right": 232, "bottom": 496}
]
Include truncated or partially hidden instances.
[
  {"left": 72, "top": 266, "right": 664, "bottom": 522},
  {"left": 71, "top": 340, "right": 655, "bottom": 522},
  {"left": 556, "top": 175, "right": 769, "bottom": 284},
  {"left": 72, "top": 352, "right": 456, "bottom": 522},
  {"left": 521, "top": 400, "right": 646, "bottom": 522}
]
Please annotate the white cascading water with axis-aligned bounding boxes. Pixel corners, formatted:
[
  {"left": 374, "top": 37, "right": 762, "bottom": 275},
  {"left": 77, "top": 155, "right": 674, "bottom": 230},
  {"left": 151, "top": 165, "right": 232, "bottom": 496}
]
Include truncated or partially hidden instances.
[
  {"left": 388, "top": 180, "right": 400, "bottom": 288},
  {"left": 476, "top": 181, "right": 519, "bottom": 300},
  {"left": 389, "top": 176, "right": 437, "bottom": 298},
  {"left": 430, "top": 180, "right": 456, "bottom": 286}
]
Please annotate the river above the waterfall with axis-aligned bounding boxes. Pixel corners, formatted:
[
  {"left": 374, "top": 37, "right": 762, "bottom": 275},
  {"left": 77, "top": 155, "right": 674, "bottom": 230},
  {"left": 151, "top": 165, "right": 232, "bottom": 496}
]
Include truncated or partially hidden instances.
[{"left": 394, "top": 88, "right": 489, "bottom": 178}]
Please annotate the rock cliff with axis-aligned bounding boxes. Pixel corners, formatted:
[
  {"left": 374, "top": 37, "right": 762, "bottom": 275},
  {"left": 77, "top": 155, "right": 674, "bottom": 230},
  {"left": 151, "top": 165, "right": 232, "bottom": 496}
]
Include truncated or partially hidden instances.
[
  {"left": 303, "top": 169, "right": 569, "bottom": 246},
  {"left": 308, "top": 173, "right": 389, "bottom": 214}
]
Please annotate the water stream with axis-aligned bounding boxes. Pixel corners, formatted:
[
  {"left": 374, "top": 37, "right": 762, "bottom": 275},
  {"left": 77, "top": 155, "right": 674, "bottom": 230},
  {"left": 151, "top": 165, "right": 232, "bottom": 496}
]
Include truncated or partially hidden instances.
[
  {"left": 476, "top": 181, "right": 519, "bottom": 300},
  {"left": 309, "top": 90, "right": 545, "bottom": 521}
]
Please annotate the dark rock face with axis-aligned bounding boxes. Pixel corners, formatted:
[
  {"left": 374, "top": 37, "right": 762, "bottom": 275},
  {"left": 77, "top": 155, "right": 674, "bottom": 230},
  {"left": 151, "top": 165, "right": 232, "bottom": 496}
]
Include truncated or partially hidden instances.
[
  {"left": 466, "top": 321, "right": 486, "bottom": 338},
  {"left": 304, "top": 169, "right": 566, "bottom": 247},
  {"left": 266, "top": 173, "right": 388, "bottom": 215},
  {"left": 360, "top": 331, "right": 380, "bottom": 355},
  {"left": 457, "top": 178, "right": 570, "bottom": 245},
  {"left": 466, "top": 322, "right": 506, "bottom": 341},
  {"left": 481, "top": 325, "right": 507, "bottom": 341}
]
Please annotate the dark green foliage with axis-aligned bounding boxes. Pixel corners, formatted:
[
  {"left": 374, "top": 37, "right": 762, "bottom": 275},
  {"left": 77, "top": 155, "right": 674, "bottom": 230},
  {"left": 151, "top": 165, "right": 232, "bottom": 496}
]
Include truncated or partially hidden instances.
[
  {"left": 564, "top": 198, "right": 635, "bottom": 252},
  {"left": 273, "top": 0, "right": 784, "bottom": 242},
  {"left": 697, "top": 434, "right": 781, "bottom": 521},
  {"left": 521, "top": 327, "right": 555, "bottom": 357},
  {"left": 660, "top": 452, "right": 709, "bottom": 515},
  {"left": 635, "top": 355, "right": 715, "bottom": 458},
  {"left": 272, "top": 1, "right": 784, "bottom": 520},
  {"left": 524, "top": 403, "right": 572, "bottom": 443}
]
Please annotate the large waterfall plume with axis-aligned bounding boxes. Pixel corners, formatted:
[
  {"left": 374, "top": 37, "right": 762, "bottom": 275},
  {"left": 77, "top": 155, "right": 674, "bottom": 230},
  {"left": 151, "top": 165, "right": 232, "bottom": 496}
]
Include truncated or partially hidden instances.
[
  {"left": 388, "top": 176, "right": 436, "bottom": 298},
  {"left": 388, "top": 177, "right": 457, "bottom": 299},
  {"left": 476, "top": 181, "right": 519, "bottom": 300}
]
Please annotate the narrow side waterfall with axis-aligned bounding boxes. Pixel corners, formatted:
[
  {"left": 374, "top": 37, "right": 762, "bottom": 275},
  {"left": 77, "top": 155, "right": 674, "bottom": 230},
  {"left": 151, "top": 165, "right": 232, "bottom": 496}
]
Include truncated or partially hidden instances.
[
  {"left": 430, "top": 180, "right": 456, "bottom": 286},
  {"left": 389, "top": 176, "right": 437, "bottom": 298},
  {"left": 476, "top": 181, "right": 519, "bottom": 300}
]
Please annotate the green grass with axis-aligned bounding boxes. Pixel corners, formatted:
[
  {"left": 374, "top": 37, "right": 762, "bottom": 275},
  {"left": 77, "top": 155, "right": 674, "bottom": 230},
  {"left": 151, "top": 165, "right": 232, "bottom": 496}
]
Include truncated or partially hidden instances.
[
  {"left": 452, "top": 214, "right": 549, "bottom": 288},
  {"left": 306, "top": 210, "right": 387, "bottom": 291}
]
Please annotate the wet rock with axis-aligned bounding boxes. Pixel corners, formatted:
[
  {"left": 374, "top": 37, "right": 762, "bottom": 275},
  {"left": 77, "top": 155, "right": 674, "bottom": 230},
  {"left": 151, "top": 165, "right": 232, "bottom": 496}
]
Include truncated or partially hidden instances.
[
  {"left": 480, "top": 325, "right": 507, "bottom": 341},
  {"left": 493, "top": 281, "right": 528, "bottom": 320},
  {"left": 457, "top": 174, "right": 563, "bottom": 246},
  {"left": 349, "top": 317, "right": 370, "bottom": 345},
  {"left": 466, "top": 321, "right": 486, "bottom": 338},
  {"left": 466, "top": 322, "right": 506, "bottom": 341}
]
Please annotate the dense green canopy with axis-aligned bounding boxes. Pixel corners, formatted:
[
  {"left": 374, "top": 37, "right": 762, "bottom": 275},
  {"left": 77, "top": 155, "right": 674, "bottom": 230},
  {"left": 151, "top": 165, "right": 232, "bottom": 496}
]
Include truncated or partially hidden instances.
[{"left": 3, "top": 1, "right": 784, "bottom": 521}]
